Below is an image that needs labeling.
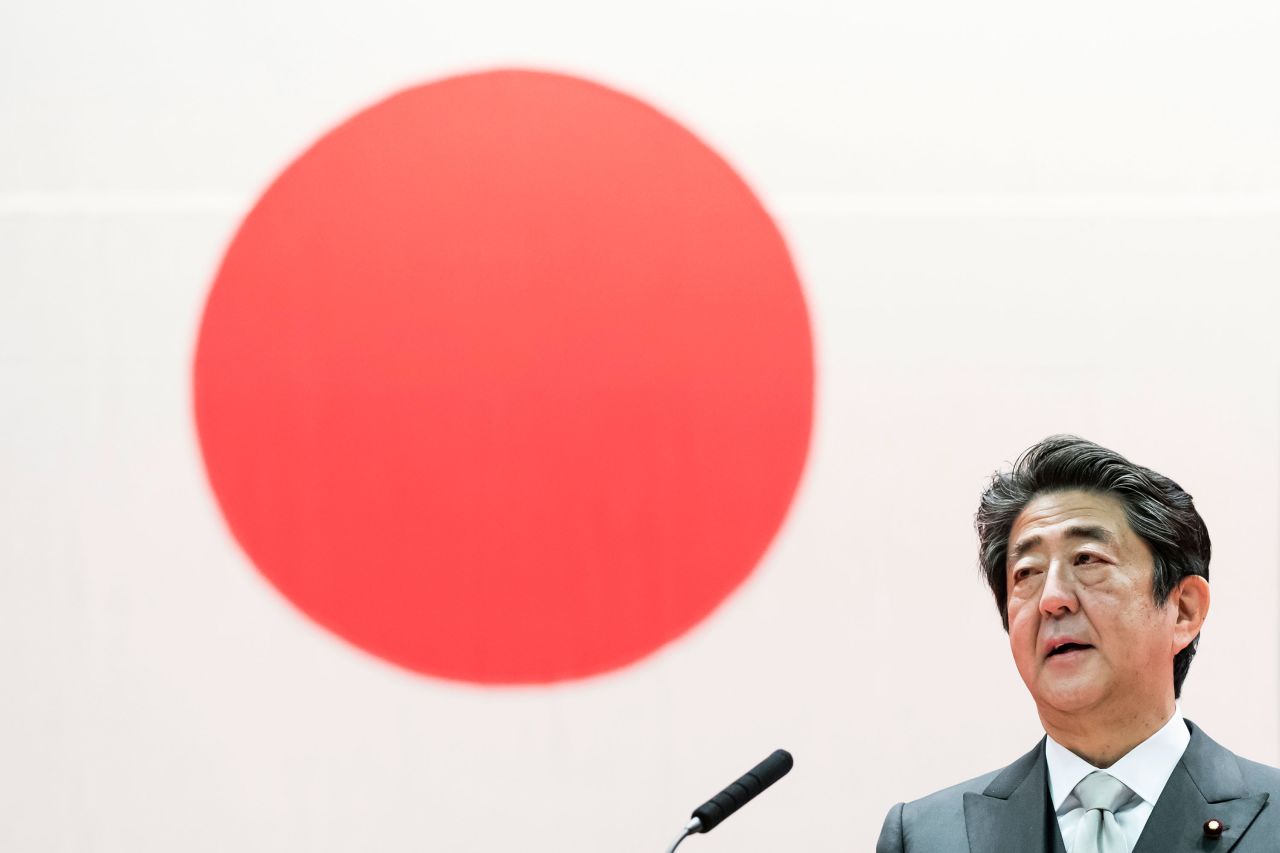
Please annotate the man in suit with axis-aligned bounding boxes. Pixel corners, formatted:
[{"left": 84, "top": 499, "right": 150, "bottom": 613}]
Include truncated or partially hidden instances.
[{"left": 877, "top": 436, "right": 1280, "bottom": 852}]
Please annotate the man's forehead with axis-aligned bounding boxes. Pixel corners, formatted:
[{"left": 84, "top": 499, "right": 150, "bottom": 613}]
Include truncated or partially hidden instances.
[{"left": 1009, "top": 490, "right": 1131, "bottom": 548}]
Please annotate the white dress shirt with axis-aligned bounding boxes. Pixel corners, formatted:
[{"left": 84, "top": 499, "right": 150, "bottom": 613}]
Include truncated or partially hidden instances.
[{"left": 1045, "top": 708, "right": 1190, "bottom": 853}]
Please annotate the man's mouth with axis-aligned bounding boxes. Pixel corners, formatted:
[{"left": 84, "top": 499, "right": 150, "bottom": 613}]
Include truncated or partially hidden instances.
[{"left": 1046, "top": 642, "right": 1094, "bottom": 658}]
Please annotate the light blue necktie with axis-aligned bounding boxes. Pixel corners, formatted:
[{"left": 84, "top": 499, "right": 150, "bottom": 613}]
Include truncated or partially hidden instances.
[{"left": 1070, "top": 771, "right": 1135, "bottom": 853}]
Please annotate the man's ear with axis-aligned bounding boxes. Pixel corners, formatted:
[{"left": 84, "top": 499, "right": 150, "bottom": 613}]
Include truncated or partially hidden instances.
[{"left": 1171, "top": 574, "right": 1210, "bottom": 654}]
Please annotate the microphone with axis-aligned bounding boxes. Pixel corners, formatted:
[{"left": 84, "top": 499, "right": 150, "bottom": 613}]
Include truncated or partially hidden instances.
[{"left": 664, "top": 749, "right": 794, "bottom": 853}]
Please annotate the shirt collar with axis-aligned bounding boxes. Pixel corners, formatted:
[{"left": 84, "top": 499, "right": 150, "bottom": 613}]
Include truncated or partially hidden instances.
[{"left": 1045, "top": 706, "right": 1190, "bottom": 811}]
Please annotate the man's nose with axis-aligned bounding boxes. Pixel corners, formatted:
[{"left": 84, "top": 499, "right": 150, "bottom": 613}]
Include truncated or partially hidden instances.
[{"left": 1038, "top": 561, "right": 1079, "bottom": 617}]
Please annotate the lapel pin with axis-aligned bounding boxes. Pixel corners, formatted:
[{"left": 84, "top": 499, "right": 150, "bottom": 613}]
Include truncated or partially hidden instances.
[{"left": 1203, "top": 818, "right": 1225, "bottom": 839}]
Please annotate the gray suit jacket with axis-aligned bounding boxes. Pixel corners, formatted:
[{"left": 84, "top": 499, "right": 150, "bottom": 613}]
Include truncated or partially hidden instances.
[{"left": 877, "top": 721, "right": 1280, "bottom": 852}]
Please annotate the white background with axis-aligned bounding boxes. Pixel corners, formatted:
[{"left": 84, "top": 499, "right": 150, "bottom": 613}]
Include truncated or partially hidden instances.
[{"left": 3, "top": 1, "right": 1280, "bottom": 850}]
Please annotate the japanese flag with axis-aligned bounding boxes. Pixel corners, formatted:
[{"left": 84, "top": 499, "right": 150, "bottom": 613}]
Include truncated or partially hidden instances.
[{"left": 4, "top": 3, "right": 1280, "bottom": 852}]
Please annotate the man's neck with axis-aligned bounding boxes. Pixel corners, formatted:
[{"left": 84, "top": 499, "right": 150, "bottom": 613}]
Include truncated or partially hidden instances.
[{"left": 1038, "top": 698, "right": 1176, "bottom": 768}]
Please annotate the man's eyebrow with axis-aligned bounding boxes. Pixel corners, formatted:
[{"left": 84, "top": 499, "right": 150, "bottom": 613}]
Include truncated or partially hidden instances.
[{"left": 1009, "top": 525, "right": 1117, "bottom": 562}]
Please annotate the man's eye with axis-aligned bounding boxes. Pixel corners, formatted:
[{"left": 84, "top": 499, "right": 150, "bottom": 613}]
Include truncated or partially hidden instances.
[
  {"left": 1013, "top": 567, "right": 1034, "bottom": 582},
  {"left": 1075, "top": 553, "right": 1099, "bottom": 565}
]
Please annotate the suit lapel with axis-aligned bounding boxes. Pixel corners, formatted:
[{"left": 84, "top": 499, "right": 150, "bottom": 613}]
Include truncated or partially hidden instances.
[
  {"left": 964, "top": 740, "right": 1060, "bottom": 853},
  {"left": 1132, "top": 720, "right": 1269, "bottom": 853}
]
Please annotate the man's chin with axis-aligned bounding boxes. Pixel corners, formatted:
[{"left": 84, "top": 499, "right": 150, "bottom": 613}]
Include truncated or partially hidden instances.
[{"left": 1034, "top": 675, "right": 1105, "bottom": 715}]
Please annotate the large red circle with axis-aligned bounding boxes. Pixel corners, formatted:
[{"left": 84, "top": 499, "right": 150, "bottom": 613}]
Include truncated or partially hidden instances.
[{"left": 194, "top": 69, "right": 813, "bottom": 684}]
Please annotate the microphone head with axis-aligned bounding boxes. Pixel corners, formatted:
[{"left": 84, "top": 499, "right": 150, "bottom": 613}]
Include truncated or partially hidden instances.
[
  {"left": 758, "top": 749, "right": 794, "bottom": 780},
  {"left": 690, "top": 748, "right": 793, "bottom": 833}
]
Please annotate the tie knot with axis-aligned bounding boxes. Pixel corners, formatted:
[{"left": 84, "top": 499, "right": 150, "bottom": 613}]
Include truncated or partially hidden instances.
[{"left": 1074, "top": 771, "right": 1134, "bottom": 813}]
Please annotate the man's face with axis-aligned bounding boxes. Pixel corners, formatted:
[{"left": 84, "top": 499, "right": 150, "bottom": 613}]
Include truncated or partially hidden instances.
[{"left": 1006, "top": 490, "right": 1181, "bottom": 718}]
